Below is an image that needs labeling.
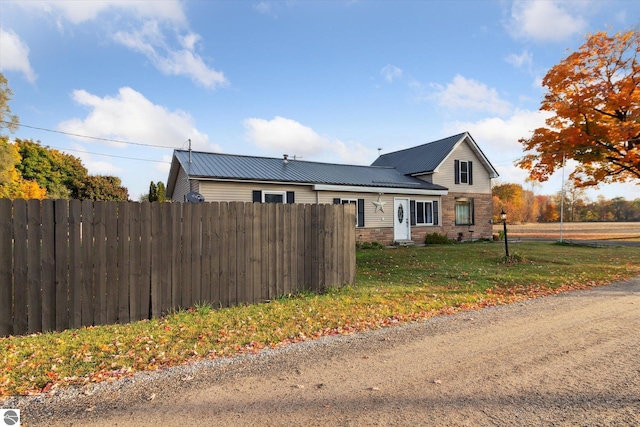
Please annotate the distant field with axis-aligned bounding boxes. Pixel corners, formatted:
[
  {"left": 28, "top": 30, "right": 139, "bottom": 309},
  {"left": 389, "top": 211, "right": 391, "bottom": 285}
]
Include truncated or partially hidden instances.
[{"left": 492, "top": 222, "right": 640, "bottom": 241}]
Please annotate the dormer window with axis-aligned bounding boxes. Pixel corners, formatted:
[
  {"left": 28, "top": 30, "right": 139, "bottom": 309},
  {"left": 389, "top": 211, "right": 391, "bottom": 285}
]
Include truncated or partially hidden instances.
[{"left": 454, "top": 160, "right": 473, "bottom": 185}]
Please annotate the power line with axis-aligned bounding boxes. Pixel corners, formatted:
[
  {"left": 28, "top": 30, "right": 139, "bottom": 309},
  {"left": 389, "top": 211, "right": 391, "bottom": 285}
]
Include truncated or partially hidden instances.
[
  {"left": 1, "top": 120, "right": 179, "bottom": 149},
  {"left": 48, "top": 145, "right": 171, "bottom": 164}
]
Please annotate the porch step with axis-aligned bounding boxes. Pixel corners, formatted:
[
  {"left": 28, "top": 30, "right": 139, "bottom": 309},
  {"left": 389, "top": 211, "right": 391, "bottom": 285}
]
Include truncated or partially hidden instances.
[{"left": 394, "top": 240, "right": 415, "bottom": 247}]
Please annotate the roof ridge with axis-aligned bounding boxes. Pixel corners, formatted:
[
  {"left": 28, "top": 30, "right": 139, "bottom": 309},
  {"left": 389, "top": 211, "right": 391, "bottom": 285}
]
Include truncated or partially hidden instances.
[
  {"left": 175, "top": 149, "right": 399, "bottom": 169},
  {"left": 378, "top": 132, "right": 466, "bottom": 157}
]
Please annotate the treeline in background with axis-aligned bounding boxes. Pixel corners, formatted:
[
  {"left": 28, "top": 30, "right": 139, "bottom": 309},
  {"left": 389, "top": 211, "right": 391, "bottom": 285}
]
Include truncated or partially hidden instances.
[{"left": 492, "top": 182, "right": 640, "bottom": 224}]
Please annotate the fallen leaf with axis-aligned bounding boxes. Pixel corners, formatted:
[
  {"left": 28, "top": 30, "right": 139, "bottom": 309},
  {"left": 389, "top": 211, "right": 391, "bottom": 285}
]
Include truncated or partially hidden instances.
[
  {"left": 433, "top": 379, "right": 442, "bottom": 384},
  {"left": 369, "top": 387, "right": 380, "bottom": 391}
]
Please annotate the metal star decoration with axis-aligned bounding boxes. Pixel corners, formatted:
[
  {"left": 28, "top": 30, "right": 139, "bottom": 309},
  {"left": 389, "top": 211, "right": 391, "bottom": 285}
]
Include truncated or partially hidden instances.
[{"left": 372, "top": 194, "right": 386, "bottom": 213}]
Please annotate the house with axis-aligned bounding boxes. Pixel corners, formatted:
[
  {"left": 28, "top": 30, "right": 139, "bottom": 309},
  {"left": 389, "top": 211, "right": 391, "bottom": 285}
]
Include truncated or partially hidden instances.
[{"left": 165, "top": 132, "right": 499, "bottom": 245}]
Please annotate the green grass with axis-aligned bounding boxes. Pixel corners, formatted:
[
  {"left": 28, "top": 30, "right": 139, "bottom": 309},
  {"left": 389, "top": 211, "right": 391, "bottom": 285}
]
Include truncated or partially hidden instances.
[{"left": 2, "top": 242, "right": 639, "bottom": 397}]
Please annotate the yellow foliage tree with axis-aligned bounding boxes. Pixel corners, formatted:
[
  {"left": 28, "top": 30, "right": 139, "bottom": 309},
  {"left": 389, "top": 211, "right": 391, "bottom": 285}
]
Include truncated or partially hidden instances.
[{"left": 0, "top": 136, "right": 47, "bottom": 199}]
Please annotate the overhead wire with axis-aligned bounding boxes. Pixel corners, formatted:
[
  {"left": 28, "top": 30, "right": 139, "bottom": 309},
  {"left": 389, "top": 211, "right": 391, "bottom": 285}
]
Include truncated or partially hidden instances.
[
  {"left": 1, "top": 119, "right": 180, "bottom": 163},
  {"left": 1, "top": 120, "right": 179, "bottom": 149}
]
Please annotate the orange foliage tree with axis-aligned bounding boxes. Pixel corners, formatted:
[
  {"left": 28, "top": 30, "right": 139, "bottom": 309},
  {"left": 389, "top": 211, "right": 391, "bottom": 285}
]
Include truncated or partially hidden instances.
[{"left": 518, "top": 30, "right": 640, "bottom": 187}]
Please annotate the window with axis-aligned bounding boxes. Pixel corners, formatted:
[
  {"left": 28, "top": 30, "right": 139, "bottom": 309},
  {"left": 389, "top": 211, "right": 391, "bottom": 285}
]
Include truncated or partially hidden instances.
[
  {"left": 455, "top": 198, "right": 474, "bottom": 225},
  {"left": 454, "top": 160, "right": 473, "bottom": 185},
  {"left": 410, "top": 200, "right": 439, "bottom": 226},
  {"left": 263, "top": 191, "right": 285, "bottom": 203},
  {"left": 252, "top": 190, "right": 295, "bottom": 204},
  {"left": 334, "top": 198, "right": 364, "bottom": 227}
]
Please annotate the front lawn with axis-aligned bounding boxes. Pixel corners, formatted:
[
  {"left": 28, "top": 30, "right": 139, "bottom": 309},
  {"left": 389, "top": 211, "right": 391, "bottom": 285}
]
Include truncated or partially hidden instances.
[{"left": 1, "top": 242, "right": 639, "bottom": 397}]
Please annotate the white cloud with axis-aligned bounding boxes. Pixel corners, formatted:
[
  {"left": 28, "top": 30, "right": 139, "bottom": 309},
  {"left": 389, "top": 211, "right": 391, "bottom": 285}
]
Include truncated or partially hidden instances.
[
  {"left": 15, "top": 1, "right": 224, "bottom": 89},
  {"left": 508, "top": 0, "right": 587, "bottom": 42},
  {"left": 432, "top": 75, "right": 512, "bottom": 116},
  {"left": 20, "top": 0, "right": 186, "bottom": 25},
  {"left": 113, "top": 22, "right": 228, "bottom": 90},
  {"left": 444, "top": 109, "right": 550, "bottom": 152},
  {"left": 506, "top": 50, "right": 533, "bottom": 70},
  {"left": 0, "top": 28, "right": 37, "bottom": 83},
  {"left": 243, "top": 116, "right": 374, "bottom": 164},
  {"left": 254, "top": 2, "right": 278, "bottom": 17},
  {"left": 381, "top": 65, "right": 403, "bottom": 83},
  {"left": 58, "top": 87, "right": 216, "bottom": 151}
]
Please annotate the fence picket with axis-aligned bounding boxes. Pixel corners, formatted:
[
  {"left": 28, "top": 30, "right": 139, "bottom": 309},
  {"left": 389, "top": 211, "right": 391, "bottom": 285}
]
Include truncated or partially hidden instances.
[
  {"left": 27, "top": 199, "right": 42, "bottom": 333},
  {"left": 105, "top": 201, "right": 118, "bottom": 324},
  {"left": 41, "top": 199, "right": 55, "bottom": 332},
  {"left": 140, "top": 202, "right": 151, "bottom": 319},
  {"left": 117, "top": 201, "right": 130, "bottom": 323},
  {"left": 69, "top": 200, "right": 82, "bottom": 329},
  {"left": 0, "top": 199, "right": 13, "bottom": 336},
  {"left": 54, "top": 200, "right": 70, "bottom": 331}
]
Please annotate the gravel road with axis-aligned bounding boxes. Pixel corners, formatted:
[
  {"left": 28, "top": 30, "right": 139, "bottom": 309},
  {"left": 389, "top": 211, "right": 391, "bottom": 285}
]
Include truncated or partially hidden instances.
[{"left": 6, "top": 277, "right": 640, "bottom": 426}]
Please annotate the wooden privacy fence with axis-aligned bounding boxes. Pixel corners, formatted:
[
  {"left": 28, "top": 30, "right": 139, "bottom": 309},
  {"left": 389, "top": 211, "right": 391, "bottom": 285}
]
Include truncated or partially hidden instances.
[{"left": 0, "top": 199, "right": 356, "bottom": 337}]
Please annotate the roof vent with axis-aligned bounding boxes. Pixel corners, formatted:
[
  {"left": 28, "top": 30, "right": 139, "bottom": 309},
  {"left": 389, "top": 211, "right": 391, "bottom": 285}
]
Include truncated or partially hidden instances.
[{"left": 283, "top": 154, "right": 289, "bottom": 164}]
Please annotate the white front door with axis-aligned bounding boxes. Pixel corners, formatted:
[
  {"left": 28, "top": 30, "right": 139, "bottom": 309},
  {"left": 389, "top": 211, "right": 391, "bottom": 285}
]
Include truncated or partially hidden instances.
[{"left": 393, "top": 198, "right": 410, "bottom": 241}]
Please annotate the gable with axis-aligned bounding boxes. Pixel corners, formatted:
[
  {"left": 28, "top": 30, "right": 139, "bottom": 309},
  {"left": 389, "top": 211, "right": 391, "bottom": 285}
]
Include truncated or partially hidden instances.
[
  {"left": 430, "top": 141, "right": 492, "bottom": 193},
  {"left": 372, "top": 132, "right": 498, "bottom": 180}
]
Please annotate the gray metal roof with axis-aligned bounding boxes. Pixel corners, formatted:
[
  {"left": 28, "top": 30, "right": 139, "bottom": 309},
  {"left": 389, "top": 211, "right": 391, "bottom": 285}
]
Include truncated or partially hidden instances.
[
  {"left": 171, "top": 150, "right": 447, "bottom": 191},
  {"left": 371, "top": 133, "right": 465, "bottom": 175}
]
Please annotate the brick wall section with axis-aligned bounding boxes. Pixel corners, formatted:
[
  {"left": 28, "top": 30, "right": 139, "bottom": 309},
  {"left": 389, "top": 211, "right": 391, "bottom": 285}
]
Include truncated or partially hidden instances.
[
  {"left": 355, "top": 192, "right": 493, "bottom": 246},
  {"left": 356, "top": 227, "right": 393, "bottom": 245},
  {"left": 439, "top": 192, "right": 493, "bottom": 241}
]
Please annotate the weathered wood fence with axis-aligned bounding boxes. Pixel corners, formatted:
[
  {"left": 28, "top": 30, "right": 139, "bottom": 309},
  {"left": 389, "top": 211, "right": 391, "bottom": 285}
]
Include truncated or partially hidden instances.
[{"left": 0, "top": 199, "right": 356, "bottom": 337}]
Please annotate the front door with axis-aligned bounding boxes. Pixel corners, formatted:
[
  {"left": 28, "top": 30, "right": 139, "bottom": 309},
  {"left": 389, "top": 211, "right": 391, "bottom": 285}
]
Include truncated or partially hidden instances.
[{"left": 393, "top": 198, "right": 410, "bottom": 241}]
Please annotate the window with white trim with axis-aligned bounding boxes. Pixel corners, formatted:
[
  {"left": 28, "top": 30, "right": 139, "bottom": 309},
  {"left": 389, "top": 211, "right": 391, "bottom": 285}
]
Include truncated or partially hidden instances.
[
  {"left": 333, "top": 198, "right": 364, "bottom": 227},
  {"left": 411, "top": 200, "right": 439, "bottom": 226},
  {"left": 454, "top": 160, "right": 473, "bottom": 185},
  {"left": 459, "top": 161, "right": 469, "bottom": 183},
  {"left": 415, "top": 201, "right": 433, "bottom": 225},
  {"left": 263, "top": 191, "right": 286, "bottom": 203}
]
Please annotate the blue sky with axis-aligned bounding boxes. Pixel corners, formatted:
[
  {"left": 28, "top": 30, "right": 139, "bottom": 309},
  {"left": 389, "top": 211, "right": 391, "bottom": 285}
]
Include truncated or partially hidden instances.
[{"left": 1, "top": 0, "right": 639, "bottom": 201}]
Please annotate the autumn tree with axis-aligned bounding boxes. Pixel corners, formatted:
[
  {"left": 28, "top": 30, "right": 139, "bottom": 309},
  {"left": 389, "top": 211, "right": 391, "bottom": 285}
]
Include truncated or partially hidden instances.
[
  {"left": 15, "top": 138, "right": 87, "bottom": 198},
  {"left": 0, "top": 136, "right": 46, "bottom": 199},
  {"left": 0, "top": 74, "right": 46, "bottom": 199},
  {"left": 492, "top": 182, "right": 539, "bottom": 223},
  {"left": 0, "top": 73, "right": 19, "bottom": 133},
  {"left": 518, "top": 30, "right": 640, "bottom": 188},
  {"left": 77, "top": 175, "right": 129, "bottom": 201}
]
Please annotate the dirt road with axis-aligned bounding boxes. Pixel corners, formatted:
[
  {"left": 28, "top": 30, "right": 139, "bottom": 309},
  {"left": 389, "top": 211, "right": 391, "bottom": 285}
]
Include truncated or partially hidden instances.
[{"left": 20, "top": 277, "right": 640, "bottom": 426}]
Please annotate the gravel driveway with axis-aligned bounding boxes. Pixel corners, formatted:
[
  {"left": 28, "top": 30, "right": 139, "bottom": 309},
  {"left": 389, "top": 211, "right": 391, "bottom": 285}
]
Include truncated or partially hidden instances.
[{"left": 7, "top": 277, "right": 640, "bottom": 426}]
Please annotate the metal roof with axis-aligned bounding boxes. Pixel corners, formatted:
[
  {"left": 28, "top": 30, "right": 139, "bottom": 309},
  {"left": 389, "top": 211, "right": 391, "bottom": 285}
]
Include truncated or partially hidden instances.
[
  {"left": 371, "top": 133, "right": 465, "bottom": 175},
  {"left": 171, "top": 150, "right": 447, "bottom": 191}
]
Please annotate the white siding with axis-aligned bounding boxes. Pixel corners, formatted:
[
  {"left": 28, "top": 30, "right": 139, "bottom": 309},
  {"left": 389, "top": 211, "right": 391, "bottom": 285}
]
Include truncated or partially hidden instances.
[
  {"left": 432, "top": 141, "right": 492, "bottom": 194},
  {"left": 194, "top": 180, "right": 396, "bottom": 229},
  {"left": 171, "top": 168, "right": 193, "bottom": 202},
  {"left": 198, "top": 181, "right": 317, "bottom": 203}
]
